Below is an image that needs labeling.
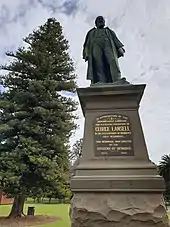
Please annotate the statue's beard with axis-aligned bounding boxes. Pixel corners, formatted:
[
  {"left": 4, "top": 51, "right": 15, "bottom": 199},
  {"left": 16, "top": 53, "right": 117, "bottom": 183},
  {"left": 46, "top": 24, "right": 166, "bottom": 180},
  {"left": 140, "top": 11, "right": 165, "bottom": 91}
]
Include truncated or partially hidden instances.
[{"left": 97, "top": 24, "right": 105, "bottom": 29}]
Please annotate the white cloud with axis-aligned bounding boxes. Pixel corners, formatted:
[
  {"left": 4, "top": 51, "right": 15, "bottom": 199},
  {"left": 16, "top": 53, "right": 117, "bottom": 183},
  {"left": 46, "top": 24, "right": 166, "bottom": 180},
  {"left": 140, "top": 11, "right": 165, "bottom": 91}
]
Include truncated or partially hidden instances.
[{"left": 0, "top": 0, "right": 169, "bottom": 163}]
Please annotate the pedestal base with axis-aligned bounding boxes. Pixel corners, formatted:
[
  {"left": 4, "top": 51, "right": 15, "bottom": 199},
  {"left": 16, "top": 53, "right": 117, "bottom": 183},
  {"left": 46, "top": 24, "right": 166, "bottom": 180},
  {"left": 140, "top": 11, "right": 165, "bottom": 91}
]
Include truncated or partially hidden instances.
[
  {"left": 70, "top": 193, "right": 169, "bottom": 227},
  {"left": 70, "top": 85, "right": 168, "bottom": 226}
]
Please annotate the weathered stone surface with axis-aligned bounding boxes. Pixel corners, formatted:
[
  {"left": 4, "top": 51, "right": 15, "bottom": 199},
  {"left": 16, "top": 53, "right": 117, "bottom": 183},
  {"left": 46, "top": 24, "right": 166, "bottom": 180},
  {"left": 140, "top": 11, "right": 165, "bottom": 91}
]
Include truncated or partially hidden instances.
[
  {"left": 70, "top": 85, "right": 168, "bottom": 226},
  {"left": 70, "top": 193, "right": 169, "bottom": 227}
]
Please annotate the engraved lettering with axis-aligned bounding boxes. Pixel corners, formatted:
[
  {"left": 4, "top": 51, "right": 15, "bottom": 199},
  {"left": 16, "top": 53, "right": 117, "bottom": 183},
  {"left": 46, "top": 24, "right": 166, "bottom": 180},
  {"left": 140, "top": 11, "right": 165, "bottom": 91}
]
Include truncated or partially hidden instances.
[{"left": 94, "top": 114, "right": 134, "bottom": 157}]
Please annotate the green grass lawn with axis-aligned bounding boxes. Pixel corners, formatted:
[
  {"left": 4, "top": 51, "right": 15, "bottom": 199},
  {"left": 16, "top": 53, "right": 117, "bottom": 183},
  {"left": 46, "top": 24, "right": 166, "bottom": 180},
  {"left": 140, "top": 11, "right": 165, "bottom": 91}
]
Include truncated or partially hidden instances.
[{"left": 0, "top": 203, "right": 70, "bottom": 227}]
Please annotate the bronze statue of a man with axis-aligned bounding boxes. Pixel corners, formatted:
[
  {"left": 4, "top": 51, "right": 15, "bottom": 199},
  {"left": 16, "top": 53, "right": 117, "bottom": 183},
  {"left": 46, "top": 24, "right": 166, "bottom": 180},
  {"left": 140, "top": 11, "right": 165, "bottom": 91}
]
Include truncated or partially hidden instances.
[{"left": 83, "top": 16, "right": 125, "bottom": 84}]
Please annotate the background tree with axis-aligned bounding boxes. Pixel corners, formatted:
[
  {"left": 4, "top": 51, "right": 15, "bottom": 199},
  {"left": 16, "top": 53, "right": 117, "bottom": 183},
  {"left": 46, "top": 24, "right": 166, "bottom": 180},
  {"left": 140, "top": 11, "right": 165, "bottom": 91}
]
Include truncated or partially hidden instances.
[
  {"left": 46, "top": 185, "right": 71, "bottom": 204},
  {"left": 158, "top": 154, "right": 170, "bottom": 204},
  {"left": 69, "top": 138, "right": 83, "bottom": 177},
  {"left": 0, "top": 18, "right": 77, "bottom": 218}
]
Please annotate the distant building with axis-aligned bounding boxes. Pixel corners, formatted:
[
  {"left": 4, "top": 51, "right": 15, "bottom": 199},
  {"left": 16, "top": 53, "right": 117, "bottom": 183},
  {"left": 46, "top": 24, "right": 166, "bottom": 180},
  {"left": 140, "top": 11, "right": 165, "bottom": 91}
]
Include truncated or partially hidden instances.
[{"left": 0, "top": 192, "right": 13, "bottom": 205}]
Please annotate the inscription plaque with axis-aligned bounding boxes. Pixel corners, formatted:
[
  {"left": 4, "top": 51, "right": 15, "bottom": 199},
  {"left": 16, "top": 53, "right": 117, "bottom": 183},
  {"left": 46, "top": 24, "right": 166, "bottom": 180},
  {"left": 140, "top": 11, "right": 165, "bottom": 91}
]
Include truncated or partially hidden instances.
[{"left": 94, "top": 114, "right": 134, "bottom": 156}]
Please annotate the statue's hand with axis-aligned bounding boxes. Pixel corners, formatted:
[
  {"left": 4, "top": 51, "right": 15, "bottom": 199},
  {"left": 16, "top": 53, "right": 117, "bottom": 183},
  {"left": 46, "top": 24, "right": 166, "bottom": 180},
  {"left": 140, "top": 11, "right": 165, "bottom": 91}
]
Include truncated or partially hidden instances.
[
  {"left": 118, "top": 47, "right": 125, "bottom": 57},
  {"left": 83, "top": 49, "right": 88, "bottom": 62},
  {"left": 84, "top": 56, "right": 88, "bottom": 62}
]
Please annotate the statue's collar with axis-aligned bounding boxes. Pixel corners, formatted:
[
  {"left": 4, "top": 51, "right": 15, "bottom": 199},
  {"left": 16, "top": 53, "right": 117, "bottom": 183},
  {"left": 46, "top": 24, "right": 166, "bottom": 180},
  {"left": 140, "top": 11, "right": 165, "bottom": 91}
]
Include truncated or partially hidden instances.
[{"left": 93, "top": 26, "right": 109, "bottom": 29}]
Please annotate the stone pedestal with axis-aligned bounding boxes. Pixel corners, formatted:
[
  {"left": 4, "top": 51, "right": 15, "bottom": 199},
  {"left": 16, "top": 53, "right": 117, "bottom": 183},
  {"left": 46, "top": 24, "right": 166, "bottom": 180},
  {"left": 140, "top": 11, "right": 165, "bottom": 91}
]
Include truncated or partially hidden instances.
[{"left": 70, "top": 84, "right": 169, "bottom": 227}]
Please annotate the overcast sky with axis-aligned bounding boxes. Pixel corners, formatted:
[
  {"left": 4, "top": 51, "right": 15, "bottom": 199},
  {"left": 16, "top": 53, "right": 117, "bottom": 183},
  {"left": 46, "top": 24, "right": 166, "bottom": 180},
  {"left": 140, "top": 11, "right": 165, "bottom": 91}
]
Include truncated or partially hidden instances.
[{"left": 0, "top": 0, "right": 169, "bottom": 163}]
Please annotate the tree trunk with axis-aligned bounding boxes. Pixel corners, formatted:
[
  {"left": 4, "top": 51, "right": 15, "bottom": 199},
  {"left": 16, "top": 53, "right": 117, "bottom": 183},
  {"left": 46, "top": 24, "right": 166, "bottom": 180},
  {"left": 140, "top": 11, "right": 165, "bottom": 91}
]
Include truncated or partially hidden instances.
[
  {"left": 37, "top": 197, "right": 41, "bottom": 203},
  {"left": 8, "top": 195, "right": 25, "bottom": 218}
]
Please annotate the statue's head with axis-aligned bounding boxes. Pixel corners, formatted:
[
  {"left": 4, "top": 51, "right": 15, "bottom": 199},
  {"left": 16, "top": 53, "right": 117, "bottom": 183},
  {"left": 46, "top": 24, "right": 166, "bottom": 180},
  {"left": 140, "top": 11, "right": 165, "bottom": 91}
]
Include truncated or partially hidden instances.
[{"left": 95, "top": 16, "right": 105, "bottom": 28}]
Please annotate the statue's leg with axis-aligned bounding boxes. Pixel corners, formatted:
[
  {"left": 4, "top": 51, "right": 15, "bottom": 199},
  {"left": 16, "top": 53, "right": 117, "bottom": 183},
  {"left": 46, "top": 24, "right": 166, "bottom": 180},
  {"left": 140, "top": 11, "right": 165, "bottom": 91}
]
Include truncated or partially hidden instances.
[
  {"left": 104, "top": 46, "right": 121, "bottom": 82},
  {"left": 92, "top": 44, "right": 107, "bottom": 83}
]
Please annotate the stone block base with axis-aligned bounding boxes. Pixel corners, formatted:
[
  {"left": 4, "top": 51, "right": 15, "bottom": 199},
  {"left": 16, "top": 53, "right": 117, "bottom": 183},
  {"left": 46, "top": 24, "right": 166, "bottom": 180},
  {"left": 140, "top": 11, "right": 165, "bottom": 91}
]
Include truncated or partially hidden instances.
[{"left": 70, "top": 193, "right": 169, "bottom": 227}]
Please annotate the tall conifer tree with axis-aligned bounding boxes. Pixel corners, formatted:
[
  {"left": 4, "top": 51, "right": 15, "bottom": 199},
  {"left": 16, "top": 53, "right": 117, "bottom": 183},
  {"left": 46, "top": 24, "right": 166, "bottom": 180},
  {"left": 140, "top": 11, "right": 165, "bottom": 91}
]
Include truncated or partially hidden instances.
[{"left": 0, "top": 18, "right": 77, "bottom": 217}]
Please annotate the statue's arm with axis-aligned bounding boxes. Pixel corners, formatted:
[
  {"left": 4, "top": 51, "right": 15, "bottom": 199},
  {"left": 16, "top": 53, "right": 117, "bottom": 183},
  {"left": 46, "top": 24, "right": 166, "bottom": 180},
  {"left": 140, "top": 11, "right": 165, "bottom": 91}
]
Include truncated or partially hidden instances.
[
  {"left": 110, "top": 29, "right": 124, "bottom": 48},
  {"left": 82, "top": 28, "right": 95, "bottom": 61},
  {"left": 83, "top": 33, "right": 89, "bottom": 60},
  {"left": 109, "top": 29, "right": 125, "bottom": 57}
]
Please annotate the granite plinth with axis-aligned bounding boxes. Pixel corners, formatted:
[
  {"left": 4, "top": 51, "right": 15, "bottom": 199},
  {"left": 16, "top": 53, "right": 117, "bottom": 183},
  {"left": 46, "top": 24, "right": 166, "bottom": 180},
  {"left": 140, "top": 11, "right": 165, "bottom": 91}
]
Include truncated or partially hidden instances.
[
  {"left": 70, "top": 84, "right": 168, "bottom": 227},
  {"left": 70, "top": 193, "right": 169, "bottom": 227}
]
